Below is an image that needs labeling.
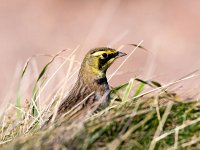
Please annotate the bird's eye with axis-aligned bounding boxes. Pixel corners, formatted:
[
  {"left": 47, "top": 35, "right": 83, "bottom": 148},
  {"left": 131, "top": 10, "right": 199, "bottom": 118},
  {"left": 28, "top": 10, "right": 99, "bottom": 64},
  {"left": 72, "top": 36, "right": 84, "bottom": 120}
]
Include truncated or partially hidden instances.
[{"left": 102, "top": 53, "right": 108, "bottom": 58}]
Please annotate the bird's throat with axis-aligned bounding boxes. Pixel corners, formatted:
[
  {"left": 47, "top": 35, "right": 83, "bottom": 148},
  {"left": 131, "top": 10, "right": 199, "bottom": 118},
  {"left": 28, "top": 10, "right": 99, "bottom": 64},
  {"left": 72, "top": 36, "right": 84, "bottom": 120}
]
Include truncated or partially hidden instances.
[
  {"left": 95, "top": 77, "right": 108, "bottom": 85},
  {"left": 91, "top": 67, "right": 105, "bottom": 76}
]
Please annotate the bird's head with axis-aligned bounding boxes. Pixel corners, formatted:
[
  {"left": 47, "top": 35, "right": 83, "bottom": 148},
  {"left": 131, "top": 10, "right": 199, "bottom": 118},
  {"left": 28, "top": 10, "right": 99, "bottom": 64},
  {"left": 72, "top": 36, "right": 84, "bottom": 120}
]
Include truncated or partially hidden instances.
[{"left": 80, "top": 47, "right": 127, "bottom": 77}]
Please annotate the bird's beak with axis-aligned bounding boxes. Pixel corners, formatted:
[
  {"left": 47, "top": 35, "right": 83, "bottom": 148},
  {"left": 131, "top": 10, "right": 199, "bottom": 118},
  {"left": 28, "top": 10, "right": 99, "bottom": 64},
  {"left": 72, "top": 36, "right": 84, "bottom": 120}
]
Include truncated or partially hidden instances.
[{"left": 117, "top": 51, "right": 127, "bottom": 58}]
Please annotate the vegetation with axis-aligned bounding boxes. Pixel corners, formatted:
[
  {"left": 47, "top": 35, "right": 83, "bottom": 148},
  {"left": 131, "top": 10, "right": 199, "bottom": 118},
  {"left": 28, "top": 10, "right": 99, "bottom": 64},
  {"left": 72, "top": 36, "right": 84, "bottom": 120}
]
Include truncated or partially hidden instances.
[{"left": 0, "top": 46, "right": 200, "bottom": 150}]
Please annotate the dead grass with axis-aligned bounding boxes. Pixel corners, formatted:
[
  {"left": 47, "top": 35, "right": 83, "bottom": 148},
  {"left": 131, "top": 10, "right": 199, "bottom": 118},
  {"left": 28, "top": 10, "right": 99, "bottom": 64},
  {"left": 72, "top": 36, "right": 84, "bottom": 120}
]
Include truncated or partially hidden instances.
[{"left": 0, "top": 44, "right": 200, "bottom": 150}]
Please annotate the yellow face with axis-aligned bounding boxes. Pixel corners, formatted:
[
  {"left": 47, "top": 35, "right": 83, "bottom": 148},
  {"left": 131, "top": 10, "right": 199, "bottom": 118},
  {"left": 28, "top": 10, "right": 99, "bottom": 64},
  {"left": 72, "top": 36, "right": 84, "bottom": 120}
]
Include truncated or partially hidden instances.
[{"left": 82, "top": 47, "right": 127, "bottom": 76}]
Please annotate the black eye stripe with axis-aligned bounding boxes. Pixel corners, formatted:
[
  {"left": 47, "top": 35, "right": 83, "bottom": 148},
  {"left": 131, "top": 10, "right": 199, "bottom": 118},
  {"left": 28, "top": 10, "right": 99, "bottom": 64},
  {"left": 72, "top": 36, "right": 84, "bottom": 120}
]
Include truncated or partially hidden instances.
[
  {"left": 98, "top": 52, "right": 118, "bottom": 69},
  {"left": 99, "top": 58, "right": 108, "bottom": 69},
  {"left": 102, "top": 52, "right": 118, "bottom": 59}
]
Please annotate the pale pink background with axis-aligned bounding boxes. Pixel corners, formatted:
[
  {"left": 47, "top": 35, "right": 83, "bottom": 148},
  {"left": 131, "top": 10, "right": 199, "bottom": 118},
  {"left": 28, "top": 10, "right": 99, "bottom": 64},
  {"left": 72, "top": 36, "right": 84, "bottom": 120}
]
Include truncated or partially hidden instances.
[{"left": 1, "top": 0, "right": 200, "bottom": 99}]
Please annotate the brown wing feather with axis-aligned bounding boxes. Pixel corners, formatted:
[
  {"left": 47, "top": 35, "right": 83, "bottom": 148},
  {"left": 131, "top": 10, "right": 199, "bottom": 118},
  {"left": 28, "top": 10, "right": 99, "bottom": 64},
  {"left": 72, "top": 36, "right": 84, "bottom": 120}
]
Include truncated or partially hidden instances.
[{"left": 57, "top": 80, "right": 93, "bottom": 115}]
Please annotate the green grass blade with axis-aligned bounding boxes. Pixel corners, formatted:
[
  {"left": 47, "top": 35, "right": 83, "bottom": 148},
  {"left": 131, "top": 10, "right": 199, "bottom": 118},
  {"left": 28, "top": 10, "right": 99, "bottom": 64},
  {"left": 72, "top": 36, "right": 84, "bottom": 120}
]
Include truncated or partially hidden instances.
[
  {"left": 133, "top": 82, "right": 145, "bottom": 97},
  {"left": 32, "top": 85, "right": 39, "bottom": 117},
  {"left": 16, "top": 88, "right": 21, "bottom": 119},
  {"left": 16, "top": 59, "right": 31, "bottom": 119},
  {"left": 122, "top": 78, "right": 134, "bottom": 101},
  {"left": 150, "top": 81, "right": 162, "bottom": 87},
  {"left": 111, "top": 83, "right": 129, "bottom": 93},
  {"left": 135, "top": 78, "right": 153, "bottom": 87}
]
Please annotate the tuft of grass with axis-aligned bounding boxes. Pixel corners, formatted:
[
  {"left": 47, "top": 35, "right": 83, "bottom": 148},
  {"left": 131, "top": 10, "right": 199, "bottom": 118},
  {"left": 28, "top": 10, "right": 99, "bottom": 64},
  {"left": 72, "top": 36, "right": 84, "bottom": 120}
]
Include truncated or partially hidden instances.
[
  {"left": 2, "top": 85, "right": 200, "bottom": 150},
  {"left": 1, "top": 45, "right": 200, "bottom": 150},
  {"left": 31, "top": 49, "right": 70, "bottom": 117}
]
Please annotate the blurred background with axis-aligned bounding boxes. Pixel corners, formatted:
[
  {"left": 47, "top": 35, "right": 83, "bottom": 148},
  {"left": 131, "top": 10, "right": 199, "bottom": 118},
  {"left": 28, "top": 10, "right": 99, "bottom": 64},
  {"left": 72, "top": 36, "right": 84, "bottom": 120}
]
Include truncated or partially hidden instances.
[{"left": 1, "top": 0, "right": 200, "bottom": 99}]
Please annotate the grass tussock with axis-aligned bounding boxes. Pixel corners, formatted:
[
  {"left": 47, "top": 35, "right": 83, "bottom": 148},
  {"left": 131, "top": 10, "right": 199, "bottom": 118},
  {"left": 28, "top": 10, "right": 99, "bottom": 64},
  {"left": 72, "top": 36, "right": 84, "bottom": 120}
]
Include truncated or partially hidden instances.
[{"left": 0, "top": 45, "right": 200, "bottom": 150}]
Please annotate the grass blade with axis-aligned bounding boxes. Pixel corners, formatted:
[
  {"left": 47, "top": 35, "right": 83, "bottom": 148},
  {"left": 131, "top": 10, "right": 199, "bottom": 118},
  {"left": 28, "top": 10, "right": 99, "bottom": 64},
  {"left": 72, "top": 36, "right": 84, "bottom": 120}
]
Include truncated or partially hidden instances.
[
  {"left": 133, "top": 82, "right": 145, "bottom": 97},
  {"left": 122, "top": 78, "right": 134, "bottom": 101}
]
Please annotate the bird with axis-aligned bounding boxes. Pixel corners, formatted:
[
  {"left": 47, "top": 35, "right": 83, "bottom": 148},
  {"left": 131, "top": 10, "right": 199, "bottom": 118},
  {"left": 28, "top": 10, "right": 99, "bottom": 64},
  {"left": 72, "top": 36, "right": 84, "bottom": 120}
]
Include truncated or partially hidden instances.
[{"left": 44, "top": 47, "right": 127, "bottom": 125}]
